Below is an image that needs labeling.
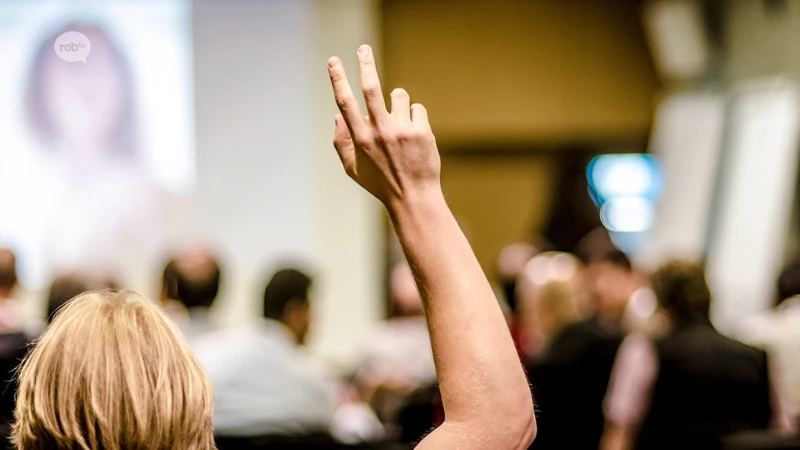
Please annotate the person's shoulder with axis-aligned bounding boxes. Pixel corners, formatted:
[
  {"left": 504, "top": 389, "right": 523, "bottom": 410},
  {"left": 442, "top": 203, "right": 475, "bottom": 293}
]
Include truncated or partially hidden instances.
[
  {"left": 191, "top": 327, "right": 255, "bottom": 361},
  {"left": 714, "top": 329, "right": 769, "bottom": 366}
]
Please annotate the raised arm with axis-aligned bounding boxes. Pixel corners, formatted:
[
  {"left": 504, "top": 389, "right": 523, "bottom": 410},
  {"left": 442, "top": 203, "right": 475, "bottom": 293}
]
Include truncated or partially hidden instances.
[{"left": 328, "top": 45, "right": 536, "bottom": 449}]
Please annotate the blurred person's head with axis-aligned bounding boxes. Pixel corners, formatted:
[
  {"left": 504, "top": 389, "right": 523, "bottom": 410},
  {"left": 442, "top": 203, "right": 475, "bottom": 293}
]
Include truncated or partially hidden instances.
[
  {"left": 650, "top": 260, "right": 711, "bottom": 325},
  {"left": 776, "top": 257, "right": 800, "bottom": 307},
  {"left": 0, "top": 248, "right": 17, "bottom": 298},
  {"left": 263, "top": 268, "right": 313, "bottom": 345},
  {"left": 531, "top": 280, "right": 583, "bottom": 344},
  {"left": 171, "top": 246, "right": 221, "bottom": 311},
  {"left": 588, "top": 249, "right": 637, "bottom": 322},
  {"left": 161, "top": 258, "right": 179, "bottom": 304},
  {"left": 390, "top": 263, "right": 423, "bottom": 317},
  {"left": 46, "top": 273, "right": 92, "bottom": 324},
  {"left": 12, "top": 290, "right": 214, "bottom": 449},
  {"left": 496, "top": 242, "right": 539, "bottom": 315},
  {"left": 26, "top": 23, "right": 138, "bottom": 163},
  {"left": 517, "top": 252, "right": 585, "bottom": 354}
]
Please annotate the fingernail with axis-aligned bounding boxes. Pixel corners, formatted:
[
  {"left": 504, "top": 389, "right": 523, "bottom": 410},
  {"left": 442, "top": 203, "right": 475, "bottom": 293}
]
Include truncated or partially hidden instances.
[
  {"left": 328, "top": 57, "right": 340, "bottom": 69},
  {"left": 358, "top": 45, "right": 371, "bottom": 56}
]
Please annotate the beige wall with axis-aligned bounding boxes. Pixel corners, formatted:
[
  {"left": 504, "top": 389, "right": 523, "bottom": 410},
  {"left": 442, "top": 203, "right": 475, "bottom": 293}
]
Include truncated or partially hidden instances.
[
  {"left": 726, "top": 0, "right": 800, "bottom": 81},
  {"left": 311, "top": 0, "right": 384, "bottom": 367},
  {"left": 441, "top": 154, "right": 555, "bottom": 277},
  {"left": 383, "top": 0, "right": 658, "bottom": 276},
  {"left": 383, "top": 0, "right": 659, "bottom": 146}
]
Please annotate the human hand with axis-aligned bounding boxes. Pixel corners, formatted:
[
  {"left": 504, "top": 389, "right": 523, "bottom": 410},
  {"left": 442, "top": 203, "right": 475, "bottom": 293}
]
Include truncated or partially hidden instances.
[{"left": 327, "top": 45, "right": 441, "bottom": 213}]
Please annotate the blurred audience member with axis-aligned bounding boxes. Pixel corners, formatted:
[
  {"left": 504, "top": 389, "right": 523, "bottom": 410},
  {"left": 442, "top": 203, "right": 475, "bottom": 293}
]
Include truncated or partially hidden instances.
[
  {"left": 737, "top": 257, "right": 800, "bottom": 432},
  {"left": 195, "top": 267, "right": 336, "bottom": 438},
  {"left": 0, "top": 248, "right": 29, "bottom": 442},
  {"left": 159, "top": 257, "right": 187, "bottom": 323},
  {"left": 166, "top": 244, "right": 222, "bottom": 343},
  {"left": 0, "top": 248, "right": 24, "bottom": 333},
  {"left": 496, "top": 241, "right": 540, "bottom": 354},
  {"left": 588, "top": 249, "right": 639, "bottom": 328},
  {"left": 12, "top": 290, "right": 214, "bottom": 449},
  {"left": 520, "top": 252, "right": 614, "bottom": 450},
  {"left": 262, "top": 268, "right": 313, "bottom": 346},
  {"left": 45, "top": 272, "right": 92, "bottom": 323},
  {"left": 516, "top": 252, "right": 586, "bottom": 358},
  {"left": 356, "top": 263, "right": 437, "bottom": 428},
  {"left": 603, "top": 261, "right": 773, "bottom": 450}
]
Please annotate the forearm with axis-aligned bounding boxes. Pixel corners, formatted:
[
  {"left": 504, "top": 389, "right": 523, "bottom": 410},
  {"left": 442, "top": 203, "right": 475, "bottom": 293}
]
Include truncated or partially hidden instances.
[
  {"left": 600, "top": 423, "right": 633, "bottom": 450},
  {"left": 327, "top": 44, "right": 535, "bottom": 448},
  {"left": 388, "top": 189, "right": 534, "bottom": 435}
]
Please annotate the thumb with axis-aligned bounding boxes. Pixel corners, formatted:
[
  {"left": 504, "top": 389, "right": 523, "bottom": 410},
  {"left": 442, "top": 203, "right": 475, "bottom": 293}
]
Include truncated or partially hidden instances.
[{"left": 333, "top": 114, "right": 356, "bottom": 177}]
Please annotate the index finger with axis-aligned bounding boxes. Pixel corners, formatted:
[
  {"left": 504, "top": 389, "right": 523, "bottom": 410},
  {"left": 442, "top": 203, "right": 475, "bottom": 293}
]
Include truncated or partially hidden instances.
[{"left": 328, "top": 56, "right": 369, "bottom": 137}]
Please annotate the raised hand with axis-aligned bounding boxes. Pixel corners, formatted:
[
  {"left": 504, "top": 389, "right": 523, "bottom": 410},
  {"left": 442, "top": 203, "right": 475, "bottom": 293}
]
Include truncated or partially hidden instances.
[
  {"left": 327, "top": 46, "right": 536, "bottom": 449},
  {"left": 328, "top": 45, "right": 441, "bottom": 212}
]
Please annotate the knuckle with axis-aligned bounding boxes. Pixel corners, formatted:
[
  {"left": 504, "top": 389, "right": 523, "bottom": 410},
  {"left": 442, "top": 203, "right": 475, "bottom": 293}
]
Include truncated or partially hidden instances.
[
  {"left": 376, "top": 128, "right": 396, "bottom": 144},
  {"left": 395, "top": 128, "right": 413, "bottom": 141},
  {"left": 362, "top": 83, "right": 380, "bottom": 97},
  {"left": 334, "top": 94, "right": 349, "bottom": 109},
  {"left": 353, "top": 134, "right": 373, "bottom": 149}
]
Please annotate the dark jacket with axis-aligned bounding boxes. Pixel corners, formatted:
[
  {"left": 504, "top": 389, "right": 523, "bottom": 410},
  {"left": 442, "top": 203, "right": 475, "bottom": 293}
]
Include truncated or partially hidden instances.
[{"left": 636, "top": 321, "right": 771, "bottom": 450}]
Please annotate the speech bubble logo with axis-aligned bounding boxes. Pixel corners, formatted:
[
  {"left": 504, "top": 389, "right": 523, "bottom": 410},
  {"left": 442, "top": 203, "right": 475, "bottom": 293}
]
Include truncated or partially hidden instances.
[{"left": 54, "top": 31, "right": 91, "bottom": 64}]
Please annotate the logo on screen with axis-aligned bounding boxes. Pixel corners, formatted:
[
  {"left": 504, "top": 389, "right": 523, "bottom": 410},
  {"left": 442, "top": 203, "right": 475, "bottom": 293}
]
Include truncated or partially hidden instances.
[{"left": 54, "top": 31, "right": 91, "bottom": 64}]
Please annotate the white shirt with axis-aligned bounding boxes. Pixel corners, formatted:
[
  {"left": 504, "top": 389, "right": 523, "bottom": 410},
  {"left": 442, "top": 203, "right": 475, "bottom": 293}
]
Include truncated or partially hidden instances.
[
  {"left": 357, "top": 316, "right": 437, "bottom": 390},
  {"left": 737, "top": 297, "right": 800, "bottom": 430},
  {"left": 194, "top": 319, "right": 336, "bottom": 437}
]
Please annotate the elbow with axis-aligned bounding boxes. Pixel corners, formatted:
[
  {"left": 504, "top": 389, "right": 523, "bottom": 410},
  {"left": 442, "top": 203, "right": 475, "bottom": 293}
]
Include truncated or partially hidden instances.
[
  {"left": 490, "top": 396, "right": 538, "bottom": 449},
  {"left": 513, "top": 399, "right": 538, "bottom": 449}
]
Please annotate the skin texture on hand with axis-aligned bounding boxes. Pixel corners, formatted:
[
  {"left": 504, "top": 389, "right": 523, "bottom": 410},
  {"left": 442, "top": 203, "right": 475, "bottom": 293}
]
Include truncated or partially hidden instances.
[{"left": 328, "top": 45, "right": 536, "bottom": 449}]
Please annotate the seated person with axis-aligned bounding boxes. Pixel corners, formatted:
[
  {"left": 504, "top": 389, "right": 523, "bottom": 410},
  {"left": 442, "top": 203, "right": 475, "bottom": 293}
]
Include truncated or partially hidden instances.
[
  {"left": 0, "top": 248, "right": 25, "bottom": 333},
  {"left": 737, "top": 257, "right": 800, "bottom": 432},
  {"left": 518, "top": 253, "right": 614, "bottom": 450},
  {"left": 8, "top": 46, "right": 536, "bottom": 450},
  {"left": 11, "top": 290, "right": 214, "bottom": 449},
  {"left": 0, "top": 249, "right": 31, "bottom": 442},
  {"left": 194, "top": 267, "right": 337, "bottom": 437},
  {"left": 161, "top": 243, "right": 223, "bottom": 343},
  {"left": 602, "top": 261, "right": 773, "bottom": 450},
  {"left": 45, "top": 273, "right": 92, "bottom": 323}
]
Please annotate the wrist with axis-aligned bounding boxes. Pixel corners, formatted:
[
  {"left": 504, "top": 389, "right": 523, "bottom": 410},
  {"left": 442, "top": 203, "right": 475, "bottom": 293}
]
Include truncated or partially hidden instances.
[{"left": 386, "top": 184, "right": 447, "bottom": 222}]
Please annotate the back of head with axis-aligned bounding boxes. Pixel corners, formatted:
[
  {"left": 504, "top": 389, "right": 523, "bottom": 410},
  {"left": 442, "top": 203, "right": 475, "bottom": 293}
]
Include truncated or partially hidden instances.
[
  {"left": 0, "top": 248, "right": 17, "bottom": 296},
  {"left": 263, "top": 268, "right": 312, "bottom": 321},
  {"left": 534, "top": 279, "right": 582, "bottom": 340},
  {"left": 13, "top": 290, "right": 214, "bottom": 450},
  {"left": 161, "top": 258, "right": 179, "bottom": 303},
  {"left": 46, "top": 273, "right": 91, "bottom": 323},
  {"left": 171, "top": 246, "right": 221, "bottom": 310},
  {"left": 517, "top": 252, "right": 584, "bottom": 345},
  {"left": 587, "top": 249, "right": 635, "bottom": 320},
  {"left": 592, "top": 249, "right": 632, "bottom": 272},
  {"left": 651, "top": 260, "right": 711, "bottom": 324}
]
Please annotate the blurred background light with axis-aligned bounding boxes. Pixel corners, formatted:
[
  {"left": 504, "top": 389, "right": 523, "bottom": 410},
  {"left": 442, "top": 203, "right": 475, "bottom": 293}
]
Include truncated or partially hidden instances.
[{"left": 600, "top": 197, "right": 656, "bottom": 233}]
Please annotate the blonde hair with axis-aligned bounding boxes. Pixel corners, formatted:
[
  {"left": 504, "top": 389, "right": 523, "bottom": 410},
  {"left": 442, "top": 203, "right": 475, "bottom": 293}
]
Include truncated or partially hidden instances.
[
  {"left": 517, "top": 252, "right": 585, "bottom": 343},
  {"left": 12, "top": 290, "right": 215, "bottom": 450}
]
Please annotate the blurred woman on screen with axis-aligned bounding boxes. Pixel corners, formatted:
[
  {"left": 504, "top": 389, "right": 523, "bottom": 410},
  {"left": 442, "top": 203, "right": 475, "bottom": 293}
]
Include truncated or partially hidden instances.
[{"left": 17, "top": 22, "right": 163, "bottom": 284}]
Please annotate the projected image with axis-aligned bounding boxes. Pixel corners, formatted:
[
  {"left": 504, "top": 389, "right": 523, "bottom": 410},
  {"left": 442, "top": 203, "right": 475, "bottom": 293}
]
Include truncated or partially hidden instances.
[{"left": 0, "top": 1, "right": 193, "bottom": 286}]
